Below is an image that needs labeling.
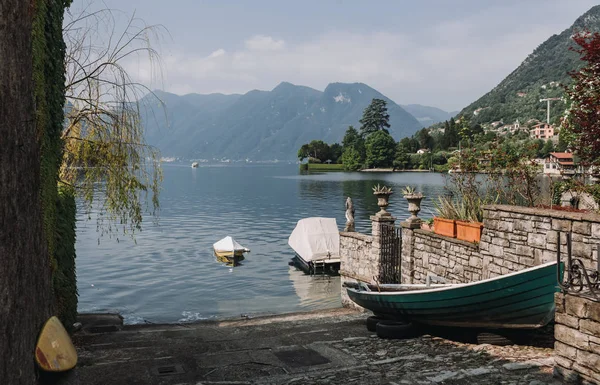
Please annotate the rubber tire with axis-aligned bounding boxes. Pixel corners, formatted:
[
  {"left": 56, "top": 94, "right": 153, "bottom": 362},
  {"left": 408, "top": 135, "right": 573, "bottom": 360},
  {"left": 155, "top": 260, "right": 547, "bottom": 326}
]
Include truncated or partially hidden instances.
[
  {"left": 366, "top": 316, "right": 384, "bottom": 332},
  {"left": 376, "top": 320, "right": 415, "bottom": 339}
]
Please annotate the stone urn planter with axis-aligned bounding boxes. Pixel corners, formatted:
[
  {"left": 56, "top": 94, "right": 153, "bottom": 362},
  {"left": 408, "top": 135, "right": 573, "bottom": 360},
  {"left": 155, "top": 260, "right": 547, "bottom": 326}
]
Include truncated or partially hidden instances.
[
  {"left": 456, "top": 221, "right": 483, "bottom": 243},
  {"left": 433, "top": 217, "right": 456, "bottom": 238},
  {"left": 372, "top": 184, "right": 393, "bottom": 217},
  {"left": 404, "top": 193, "right": 424, "bottom": 224}
]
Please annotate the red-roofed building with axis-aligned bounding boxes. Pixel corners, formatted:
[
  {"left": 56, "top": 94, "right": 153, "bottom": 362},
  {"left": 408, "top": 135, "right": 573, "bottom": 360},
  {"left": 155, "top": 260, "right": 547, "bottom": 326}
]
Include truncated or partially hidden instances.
[{"left": 544, "top": 152, "right": 576, "bottom": 175}]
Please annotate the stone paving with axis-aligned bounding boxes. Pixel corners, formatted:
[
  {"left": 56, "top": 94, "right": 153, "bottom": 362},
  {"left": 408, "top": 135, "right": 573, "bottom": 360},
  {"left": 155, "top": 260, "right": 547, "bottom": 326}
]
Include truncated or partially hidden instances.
[{"left": 54, "top": 309, "right": 563, "bottom": 385}]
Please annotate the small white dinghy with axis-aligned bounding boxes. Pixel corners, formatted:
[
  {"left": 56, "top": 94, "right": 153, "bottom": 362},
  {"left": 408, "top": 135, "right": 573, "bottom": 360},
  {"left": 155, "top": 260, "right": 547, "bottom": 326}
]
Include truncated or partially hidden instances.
[{"left": 213, "top": 236, "right": 250, "bottom": 259}]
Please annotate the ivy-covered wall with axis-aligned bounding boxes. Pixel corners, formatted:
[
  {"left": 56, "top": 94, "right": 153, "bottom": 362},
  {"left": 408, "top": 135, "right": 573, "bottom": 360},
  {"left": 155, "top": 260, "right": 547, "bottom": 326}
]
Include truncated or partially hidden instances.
[{"left": 32, "top": 0, "right": 76, "bottom": 326}]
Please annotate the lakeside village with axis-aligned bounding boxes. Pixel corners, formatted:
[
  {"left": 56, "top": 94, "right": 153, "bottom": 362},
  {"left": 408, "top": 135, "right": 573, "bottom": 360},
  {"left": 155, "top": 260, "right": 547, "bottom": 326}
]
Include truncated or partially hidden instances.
[
  {"left": 5, "top": 3, "right": 600, "bottom": 384},
  {"left": 298, "top": 108, "right": 589, "bottom": 178}
]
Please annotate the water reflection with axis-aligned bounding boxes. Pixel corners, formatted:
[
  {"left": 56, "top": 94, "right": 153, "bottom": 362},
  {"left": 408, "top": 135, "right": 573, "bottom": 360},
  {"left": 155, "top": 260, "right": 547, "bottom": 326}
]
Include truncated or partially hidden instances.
[{"left": 76, "top": 164, "right": 446, "bottom": 324}]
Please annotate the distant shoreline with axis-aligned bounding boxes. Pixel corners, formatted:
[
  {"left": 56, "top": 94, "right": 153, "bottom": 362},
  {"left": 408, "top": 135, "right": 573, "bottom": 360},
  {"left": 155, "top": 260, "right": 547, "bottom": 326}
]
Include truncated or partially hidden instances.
[{"left": 360, "top": 168, "right": 440, "bottom": 173}]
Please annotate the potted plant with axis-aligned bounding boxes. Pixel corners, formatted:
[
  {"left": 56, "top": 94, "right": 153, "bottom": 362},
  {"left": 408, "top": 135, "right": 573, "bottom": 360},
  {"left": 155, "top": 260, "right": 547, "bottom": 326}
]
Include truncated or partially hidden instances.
[
  {"left": 433, "top": 196, "right": 457, "bottom": 238},
  {"left": 372, "top": 184, "right": 393, "bottom": 217},
  {"left": 454, "top": 196, "right": 484, "bottom": 243},
  {"left": 401, "top": 186, "right": 425, "bottom": 224}
]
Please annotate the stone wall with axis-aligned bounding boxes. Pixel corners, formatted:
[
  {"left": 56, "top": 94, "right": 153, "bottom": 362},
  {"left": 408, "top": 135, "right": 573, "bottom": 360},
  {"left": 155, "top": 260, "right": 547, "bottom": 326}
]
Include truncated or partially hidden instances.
[
  {"left": 404, "top": 227, "right": 482, "bottom": 284},
  {"left": 339, "top": 231, "right": 372, "bottom": 309},
  {"left": 481, "top": 205, "right": 600, "bottom": 277},
  {"left": 401, "top": 205, "right": 600, "bottom": 284},
  {"left": 554, "top": 293, "right": 600, "bottom": 385}
]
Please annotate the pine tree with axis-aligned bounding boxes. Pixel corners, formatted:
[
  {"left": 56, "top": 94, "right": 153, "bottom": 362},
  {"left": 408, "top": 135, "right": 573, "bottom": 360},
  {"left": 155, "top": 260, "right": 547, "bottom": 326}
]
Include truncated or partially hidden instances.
[{"left": 359, "top": 98, "right": 391, "bottom": 137}]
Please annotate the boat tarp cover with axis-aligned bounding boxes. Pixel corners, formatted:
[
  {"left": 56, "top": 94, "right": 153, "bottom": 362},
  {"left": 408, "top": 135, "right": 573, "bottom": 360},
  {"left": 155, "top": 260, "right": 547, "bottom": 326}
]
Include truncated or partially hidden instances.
[
  {"left": 213, "top": 236, "right": 249, "bottom": 252},
  {"left": 288, "top": 217, "right": 339, "bottom": 263}
]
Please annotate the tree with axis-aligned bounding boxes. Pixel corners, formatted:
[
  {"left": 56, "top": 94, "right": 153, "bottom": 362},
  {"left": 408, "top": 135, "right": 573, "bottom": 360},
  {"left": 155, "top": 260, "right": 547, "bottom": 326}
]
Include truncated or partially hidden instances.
[
  {"left": 307, "top": 140, "right": 330, "bottom": 162},
  {"left": 341, "top": 147, "right": 363, "bottom": 171},
  {"left": 393, "top": 142, "right": 410, "bottom": 170},
  {"left": 329, "top": 143, "right": 343, "bottom": 163},
  {"left": 541, "top": 140, "right": 555, "bottom": 158},
  {"left": 415, "top": 128, "right": 434, "bottom": 150},
  {"left": 561, "top": 31, "right": 600, "bottom": 167},
  {"left": 298, "top": 144, "right": 310, "bottom": 161},
  {"left": 365, "top": 130, "right": 396, "bottom": 168},
  {"left": 62, "top": 8, "right": 165, "bottom": 236},
  {"left": 359, "top": 98, "right": 391, "bottom": 137},
  {"left": 1, "top": 0, "right": 64, "bottom": 382},
  {"left": 342, "top": 125, "right": 361, "bottom": 148}
]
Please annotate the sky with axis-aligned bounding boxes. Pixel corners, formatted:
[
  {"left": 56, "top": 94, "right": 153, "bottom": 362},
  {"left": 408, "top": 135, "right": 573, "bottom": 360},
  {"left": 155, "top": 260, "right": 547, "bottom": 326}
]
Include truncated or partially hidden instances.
[{"left": 68, "top": 0, "right": 598, "bottom": 112}]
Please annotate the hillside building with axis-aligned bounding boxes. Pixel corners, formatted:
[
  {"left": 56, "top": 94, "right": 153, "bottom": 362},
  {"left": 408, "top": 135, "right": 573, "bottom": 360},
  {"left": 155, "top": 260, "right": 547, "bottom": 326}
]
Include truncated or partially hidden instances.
[
  {"left": 543, "top": 152, "right": 576, "bottom": 176},
  {"left": 530, "top": 123, "right": 557, "bottom": 140}
]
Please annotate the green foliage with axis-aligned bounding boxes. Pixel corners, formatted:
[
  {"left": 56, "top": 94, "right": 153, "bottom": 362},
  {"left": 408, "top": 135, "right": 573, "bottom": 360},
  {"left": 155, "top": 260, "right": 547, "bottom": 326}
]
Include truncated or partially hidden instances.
[
  {"left": 342, "top": 126, "right": 361, "bottom": 148},
  {"left": 32, "top": 0, "right": 73, "bottom": 320},
  {"left": 359, "top": 98, "right": 391, "bottom": 137},
  {"left": 458, "top": 6, "right": 600, "bottom": 127},
  {"left": 53, "top": 187, "right": 77, "bottom": 329},
  {"left": 560, "top": 31, "right": 600, "bottom": 167},
  {"left": 365, "top": 130, "right": 395, "bottom": 168},
  {"left": 341, "top": 146, "right": 363, "bottom": 171}
]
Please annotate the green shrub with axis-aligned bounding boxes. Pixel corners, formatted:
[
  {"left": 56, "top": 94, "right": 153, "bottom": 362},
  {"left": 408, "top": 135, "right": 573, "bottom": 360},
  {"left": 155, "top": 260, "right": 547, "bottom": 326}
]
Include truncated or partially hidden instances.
[{"left": 53, "top": 187, "right": 77, "bottom": 330}]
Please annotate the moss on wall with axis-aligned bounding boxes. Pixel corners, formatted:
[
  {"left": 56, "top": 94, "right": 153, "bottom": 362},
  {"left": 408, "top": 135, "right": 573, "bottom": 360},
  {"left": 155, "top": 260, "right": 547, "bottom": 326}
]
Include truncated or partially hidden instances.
[{"left": 32, "top": 0, "right": 76, "bottom": 326}]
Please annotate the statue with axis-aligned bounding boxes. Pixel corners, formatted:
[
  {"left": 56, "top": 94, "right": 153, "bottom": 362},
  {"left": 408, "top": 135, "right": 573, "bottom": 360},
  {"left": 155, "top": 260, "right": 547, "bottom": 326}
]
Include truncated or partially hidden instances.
[{"left": 344, "top": 197, "right": 355, "bottom": 232}]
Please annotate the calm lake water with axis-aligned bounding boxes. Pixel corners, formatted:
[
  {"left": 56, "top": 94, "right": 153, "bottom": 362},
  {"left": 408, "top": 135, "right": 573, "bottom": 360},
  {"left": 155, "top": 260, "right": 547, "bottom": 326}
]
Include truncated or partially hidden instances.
[{"left": 75, "top": 164, "right": 446, "bottom": 324}]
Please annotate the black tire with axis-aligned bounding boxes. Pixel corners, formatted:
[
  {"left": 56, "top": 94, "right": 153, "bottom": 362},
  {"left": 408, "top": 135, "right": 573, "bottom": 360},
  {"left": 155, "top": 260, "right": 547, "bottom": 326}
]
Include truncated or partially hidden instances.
[
  {"left": 376, "top": 320, "right": 415, "bottom": 339},
  {"left": 366, "top": 316, "right": 384, "bottom": 332}
]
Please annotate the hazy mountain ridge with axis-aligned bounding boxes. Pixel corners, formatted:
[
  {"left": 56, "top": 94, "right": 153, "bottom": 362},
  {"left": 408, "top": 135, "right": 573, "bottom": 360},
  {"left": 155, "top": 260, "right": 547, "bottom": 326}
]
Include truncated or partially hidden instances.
[
  {"left": 400, "top": 104, "right": 456, "bottom": 127},
  {"left": 142, "top": 82, "right": 425, "bottom": 160},
  {"left": 458, "top": 5, "right": 600, "bottom": 126}
]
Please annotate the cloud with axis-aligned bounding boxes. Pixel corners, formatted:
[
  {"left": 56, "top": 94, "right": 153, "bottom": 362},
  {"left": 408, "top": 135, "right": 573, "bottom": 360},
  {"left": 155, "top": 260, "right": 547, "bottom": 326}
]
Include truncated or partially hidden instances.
[
  {"left": 126, "top": 12, "right": 565, "bottom": 111},
  {"left": 244, "top": 35, "right": 285, "bottom": 51}
]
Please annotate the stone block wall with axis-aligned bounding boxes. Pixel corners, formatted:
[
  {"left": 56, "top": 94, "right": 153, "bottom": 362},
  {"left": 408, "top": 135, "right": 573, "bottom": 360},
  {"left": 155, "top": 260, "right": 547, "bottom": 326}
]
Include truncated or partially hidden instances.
[
  {"left": 400, "top": 205, "right": 600, "bottom": 284},
  {"left": 481, "top": 205, "right": 600, "bottom": 277},
  {"left": 411, "top": 229, "right": 482, "bottom": 284},
  {"left": 339, "top": 231, "right": 372, "bottom": 309},
  {"left": 554, "top": 293, "right": 600, "bottom": 385}
]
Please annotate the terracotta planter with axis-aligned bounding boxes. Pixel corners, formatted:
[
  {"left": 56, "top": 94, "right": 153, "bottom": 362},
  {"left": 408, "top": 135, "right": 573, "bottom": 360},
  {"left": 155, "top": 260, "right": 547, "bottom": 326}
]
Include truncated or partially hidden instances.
[
  {"left": 433, "top": 217, "right": 456, "bottom": 238},
  {"left": 456, "top": 221, "right": 483, "bottom": 243}
]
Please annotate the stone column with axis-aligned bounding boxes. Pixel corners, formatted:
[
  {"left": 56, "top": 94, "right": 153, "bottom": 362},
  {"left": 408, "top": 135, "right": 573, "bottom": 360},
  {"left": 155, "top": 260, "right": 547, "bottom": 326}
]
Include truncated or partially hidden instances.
[{"left": 401, "top": 221, "right": 419, "bottom": 284}]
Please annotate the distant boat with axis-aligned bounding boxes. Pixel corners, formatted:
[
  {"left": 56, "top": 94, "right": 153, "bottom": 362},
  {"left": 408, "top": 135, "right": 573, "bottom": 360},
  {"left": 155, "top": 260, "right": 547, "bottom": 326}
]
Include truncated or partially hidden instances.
[
  {"left": 288, "top": 217, "right": 340, "bottom": 275},
  {"left": 191, "top": 162, "right": 199, "bottom": 168},
  {"left": 345, "top": 261, "right": 561, "bottom": 329},
  {"left": 213, "top": 236, "right": 250, "bottom": 259}
]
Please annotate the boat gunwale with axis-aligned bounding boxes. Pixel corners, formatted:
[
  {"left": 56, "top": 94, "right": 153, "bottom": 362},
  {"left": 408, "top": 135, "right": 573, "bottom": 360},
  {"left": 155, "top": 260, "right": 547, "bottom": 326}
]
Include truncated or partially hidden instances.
[{"left": 346, "top": 261, "right": 558, "bottom": 296}]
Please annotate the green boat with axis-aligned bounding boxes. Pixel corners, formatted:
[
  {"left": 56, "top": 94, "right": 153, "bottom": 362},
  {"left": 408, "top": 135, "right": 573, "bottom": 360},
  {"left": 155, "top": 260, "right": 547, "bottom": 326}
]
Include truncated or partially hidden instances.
[{"left": 345, "top": 261, "right": 561, "bottom": 329}]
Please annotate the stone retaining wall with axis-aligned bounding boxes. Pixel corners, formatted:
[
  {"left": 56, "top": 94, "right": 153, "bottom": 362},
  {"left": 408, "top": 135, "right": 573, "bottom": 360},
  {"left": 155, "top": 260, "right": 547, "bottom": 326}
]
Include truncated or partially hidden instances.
[
  {"left": 401, "top": 205, "right": 600, "bottom": 284},
  {"left": 554, "top": 293, "right": 600, "bottom": 385},
  {"left": 339, "top": 231, "right": 373, "bottom": 309}
]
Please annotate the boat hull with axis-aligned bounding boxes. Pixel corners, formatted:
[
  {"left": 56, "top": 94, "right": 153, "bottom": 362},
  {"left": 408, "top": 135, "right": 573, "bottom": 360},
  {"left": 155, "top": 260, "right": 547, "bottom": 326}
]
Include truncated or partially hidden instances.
[
  {"left": 214, "top": 249, "right": 246, "bottom": 258},
  {"left": 290, "top": 255, "right": 340, "bottom": 276},
  {"left": 346, "top": 262, "right": 560, "bottom": 329}
]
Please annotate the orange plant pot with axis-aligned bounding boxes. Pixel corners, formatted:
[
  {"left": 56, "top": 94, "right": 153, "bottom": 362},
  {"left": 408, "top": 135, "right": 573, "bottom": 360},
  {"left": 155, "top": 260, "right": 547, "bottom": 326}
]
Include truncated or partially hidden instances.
[
  {"left": 456, "top": 221, "right": 483, "bottom": 243},
  {"left": 433, "top": 217, "right": 456, "bottom": 238}
]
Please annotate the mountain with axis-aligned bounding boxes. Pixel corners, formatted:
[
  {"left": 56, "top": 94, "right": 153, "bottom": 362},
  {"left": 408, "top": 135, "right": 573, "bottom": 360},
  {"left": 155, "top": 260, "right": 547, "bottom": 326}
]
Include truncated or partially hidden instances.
[
  {"left": 141, "top": 82, "right": 422, "bottom": 160},
  {"left": 400, "top": 104, "right": 455, "bottom": 127},
  {"left": 459, "top": 5, "right": 600, "bottom": 126}
]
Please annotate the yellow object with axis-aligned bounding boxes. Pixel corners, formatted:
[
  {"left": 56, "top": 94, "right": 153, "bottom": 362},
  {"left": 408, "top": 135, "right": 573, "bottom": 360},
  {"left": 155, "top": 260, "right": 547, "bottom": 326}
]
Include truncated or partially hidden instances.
[
  {"left": 214, "top": 249, "right": 246, "bottom": 258},
  {"left": 35, "top": 316, "right": 77, "bottom": 372}
]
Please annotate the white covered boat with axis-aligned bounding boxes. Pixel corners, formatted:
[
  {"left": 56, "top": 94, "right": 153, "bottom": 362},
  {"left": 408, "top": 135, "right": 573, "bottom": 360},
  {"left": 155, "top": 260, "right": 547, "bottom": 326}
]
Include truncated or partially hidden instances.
[
  {"left": 288, "top": 217, "right": 340, "bottom": 274},
  {"left": 213, "top": 236, "right": 250, "bottom": 259},
  {"left": 191, "top": 162, "right": 199, "bottom": 168}
]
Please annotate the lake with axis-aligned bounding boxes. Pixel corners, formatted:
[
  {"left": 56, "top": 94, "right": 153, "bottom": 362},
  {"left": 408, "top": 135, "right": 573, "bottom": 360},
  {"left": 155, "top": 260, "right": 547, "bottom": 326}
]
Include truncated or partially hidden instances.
[{"left": 75, "top": 164, "right": 447, "bottom": 324}]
